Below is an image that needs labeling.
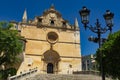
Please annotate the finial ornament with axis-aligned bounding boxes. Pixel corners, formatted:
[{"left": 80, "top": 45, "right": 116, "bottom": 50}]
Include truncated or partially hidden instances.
[
  {"left": 50, "top": 4, "right": 55, "bottom": 10},
  {"left": 75, "top": 18, "right": 79, "bottom": 29},
  {"left": 22, "top": 9, "right": 27, "bottom": 23}
]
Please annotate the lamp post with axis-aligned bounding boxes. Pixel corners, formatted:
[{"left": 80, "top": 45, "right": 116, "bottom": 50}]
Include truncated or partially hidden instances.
[{"left": 79, "top": 6, "right": 114, "bottom": 80}]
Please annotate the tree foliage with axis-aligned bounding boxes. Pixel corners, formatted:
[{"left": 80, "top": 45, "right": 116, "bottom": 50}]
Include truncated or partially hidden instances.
[
  {"left": 0, "top": 22, "right": 23, "bottom": 76},
  {"left": 96, "top": 31, "right": 120, "bottom": 79},
  {"left": 0, "top": 68, "right": 17, "bottom": 80}
]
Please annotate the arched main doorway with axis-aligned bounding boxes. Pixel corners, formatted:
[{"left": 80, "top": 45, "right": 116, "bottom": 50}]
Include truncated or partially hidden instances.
[
  {"left": 47, "top": 63, "right": 54, "bottom": 73},
  {"left": 42, "top": 50, "right": 60, "bottom": 74}
]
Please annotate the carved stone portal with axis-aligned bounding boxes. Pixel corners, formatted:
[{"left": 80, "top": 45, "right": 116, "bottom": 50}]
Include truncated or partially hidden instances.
[{"left": 42, "top": 50, "right": 60, "bottom": 73}]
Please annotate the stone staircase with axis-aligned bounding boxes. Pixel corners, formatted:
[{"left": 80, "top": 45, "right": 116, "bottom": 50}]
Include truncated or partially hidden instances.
[{"left": 25, "top": 74, "right": 112, "bottom": 80}]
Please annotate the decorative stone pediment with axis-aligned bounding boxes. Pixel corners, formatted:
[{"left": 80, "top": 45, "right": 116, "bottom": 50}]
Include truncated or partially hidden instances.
[
  {"left": 11, "top": 5, "right": 79, "bottom": 31},
  {"left": 42, "top": 5, "right": 62, "bottom": 18},
  {"left": 33, "top": 5, "right": 71, "bottom": 29}
]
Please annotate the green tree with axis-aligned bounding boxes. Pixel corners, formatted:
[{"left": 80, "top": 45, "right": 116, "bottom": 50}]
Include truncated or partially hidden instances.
[
  {"left": 96, "top": 31, "right": 120, "bottom": 79},
  {"left": 0, "top": 22, "right": 23, "bottom": 79}
]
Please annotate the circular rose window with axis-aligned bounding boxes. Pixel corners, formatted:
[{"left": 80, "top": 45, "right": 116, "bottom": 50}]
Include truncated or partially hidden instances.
[{"left": 47, "top": 32, "right": 58, "bottom": 44}]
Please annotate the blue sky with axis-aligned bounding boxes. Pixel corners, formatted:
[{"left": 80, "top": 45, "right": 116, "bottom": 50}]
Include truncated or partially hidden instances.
[{"left": 0, "top": 0, "right": 120, "bottom": 55}]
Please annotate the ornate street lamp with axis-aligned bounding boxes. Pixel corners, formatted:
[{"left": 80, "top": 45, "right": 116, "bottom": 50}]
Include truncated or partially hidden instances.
[
  {"left": 79, "top": 6, "right": 90, "bottom": 29},
  {"left": 103, "top": 10, "right": 114, "bottom": 32},
  {"left": 79, "top": 7, "right": 114, "bottom": 32},
  {"left": 79, "top": 6, "right": 114, "bottom": 80}
]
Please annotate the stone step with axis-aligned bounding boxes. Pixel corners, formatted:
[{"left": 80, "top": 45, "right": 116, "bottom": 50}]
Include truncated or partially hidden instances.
[{"left": 25, "top": 74, "right": 112, "bottom": 80}]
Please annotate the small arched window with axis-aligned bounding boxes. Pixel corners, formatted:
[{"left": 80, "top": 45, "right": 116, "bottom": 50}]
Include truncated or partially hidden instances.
[
  {"left": 50, "top": 20, "right": 54, "bottom": 25},
  {"left": 38, "top": 18, "right": 42, "bottom": 23},
  {"left": 62, "top": 22, "right": 66, "bottom": 27}
]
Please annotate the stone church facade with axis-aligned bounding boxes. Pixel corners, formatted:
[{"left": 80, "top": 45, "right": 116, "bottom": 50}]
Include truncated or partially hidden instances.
[{"left": 12, "top": 5, "right": 81, "bottom": 74}]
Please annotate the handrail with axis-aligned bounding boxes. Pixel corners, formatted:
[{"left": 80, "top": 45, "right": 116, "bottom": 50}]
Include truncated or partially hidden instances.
[{"left": 7, "top": 67, "right": 38, "bottom": 80}]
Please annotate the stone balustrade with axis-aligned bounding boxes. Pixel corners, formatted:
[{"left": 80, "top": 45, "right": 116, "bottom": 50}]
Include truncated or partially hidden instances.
[
  {"left": 73, "top": 70, "right": 100, "bottom": 75},
  {"left": 7, "top": 67, "right": 38, "bottom": 80}
]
